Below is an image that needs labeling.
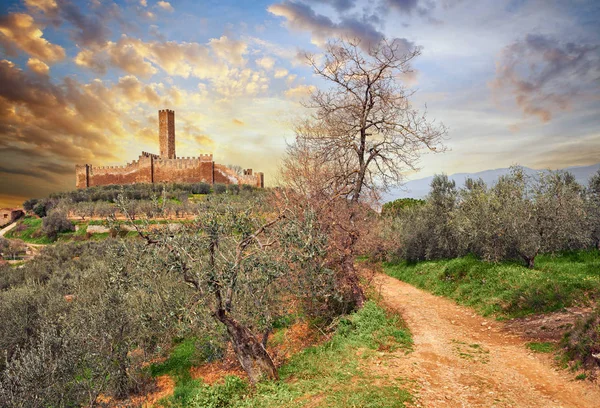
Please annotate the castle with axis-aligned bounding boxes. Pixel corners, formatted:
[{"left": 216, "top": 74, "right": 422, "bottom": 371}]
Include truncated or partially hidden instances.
[{"left": 76, "top": 110, "right": 264, "bottom": 189}]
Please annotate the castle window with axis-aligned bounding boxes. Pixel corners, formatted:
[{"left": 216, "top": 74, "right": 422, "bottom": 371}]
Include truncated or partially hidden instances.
[{"left": 3, "top": 214, "right": 7, "bottom": 219}]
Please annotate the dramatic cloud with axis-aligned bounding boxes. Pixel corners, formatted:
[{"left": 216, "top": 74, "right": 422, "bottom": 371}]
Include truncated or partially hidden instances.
[
  {"left": 74, "top": 35, "right": 251, "bottom": 80},
  {"left": 57, "top": 0, "right": 111, "bottom": 48},
  {"left": 268, "top": 1, "right": 384, "bottom": 48},
  {"left": 0, "top": 13, "right": 65, "bottom": 62},
  {"left": 25, "top": 0, "right": 114, "bottom": 48},
  {"left": 491, "top": 34, "right": 600, "bottom": 122},
  {"left": 24, "top": 0, "right": 58, "bottom": 14},
  {"left": 26, "top": 57, "right": 49, "bottom": 75}
]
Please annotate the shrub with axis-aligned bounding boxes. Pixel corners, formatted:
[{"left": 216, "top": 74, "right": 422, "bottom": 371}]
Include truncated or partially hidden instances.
[
  {"left": 227, "top": 184, "right": 240, "bottom": 195},
  {"left": 192, "top": 183, "right": 211, "bottom": 195},
  {"left": 33, "top": 202, "right": 47, "bottom": 218},
  {"left": 213, "top": 183, "right": 227, "bottom": 194},
  {"left": 41, "top": 211, "right": 74, "bottom": 240},
  {"left": 561, "top": 307, "right": 600, "bottom": 371},
  {"left": 22, "top": 199, "right": 38, "bottom": 212}
]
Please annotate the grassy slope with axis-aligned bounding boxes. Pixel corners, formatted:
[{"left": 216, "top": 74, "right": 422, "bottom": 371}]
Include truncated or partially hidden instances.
[
  {"left": 153, "top": 301, "right": 413, "bottom": 408},
  {"left": 4, "top": 217, "right": 52, "bottom": 244},
  {"left": 384, "top": 251, "right": 600, "bottom": 319}
]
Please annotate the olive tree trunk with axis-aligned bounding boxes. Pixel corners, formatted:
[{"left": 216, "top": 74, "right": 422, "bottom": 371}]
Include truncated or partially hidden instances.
[{"left": 214, "top": 310, "right": 278, "bottom": 384}]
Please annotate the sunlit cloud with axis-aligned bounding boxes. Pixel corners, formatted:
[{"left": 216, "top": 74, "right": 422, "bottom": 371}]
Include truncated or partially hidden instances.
[
  {"left": 0, "top": 13, "right": 65, "bottom": 62},
  {"left": 26, "top": 57, "right": 49, "bottom": 75}
]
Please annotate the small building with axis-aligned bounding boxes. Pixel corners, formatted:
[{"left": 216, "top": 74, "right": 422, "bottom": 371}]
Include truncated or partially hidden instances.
[{"left": 0, "top": 208, "right": 24, "bottom": 227}]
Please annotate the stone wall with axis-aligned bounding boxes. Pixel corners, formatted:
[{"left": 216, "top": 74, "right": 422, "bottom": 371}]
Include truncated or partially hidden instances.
[{"left": 153, "top": 157, "right": 214, "bottom": 184}]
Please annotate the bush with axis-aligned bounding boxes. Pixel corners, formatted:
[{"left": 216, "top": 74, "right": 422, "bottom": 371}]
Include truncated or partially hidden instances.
[
  {"left": 42, "top": 212, "right": 74, "bottom": 240},
  {"left": 227, "top": 184, "right": 240, "bottom": 195},
  {"left": 561, "top": 307, "right": 600, "bottom": 371},
  {"left": 22, "top": 199, "right": 38, "bottom": 212},
  {"left": 33, "top": 202, "right": 47, "bottom": 218},
  {"left": 192, "top": 183, "right": 211, "bottom": 195},
  {"left": 213, "top": 183, "right": 227, "bottom": 194}
]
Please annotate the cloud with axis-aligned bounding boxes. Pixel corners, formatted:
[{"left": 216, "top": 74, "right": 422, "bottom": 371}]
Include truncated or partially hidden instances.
[
  {"left": 284, "top": 84, "right": 315, "bottom": 99},
  {"left": 26, "top": 57, "right": 49, "bottom": 75},
  {"left": 24, "top": 0, "right": 58, "bottom": 14},
  {"left": 75, "top": 35, "right": 251, "bottom": 80},
  {"left": 304, "top": 0, "right": 356, "bottom": 13},
  {"left": 268, "top": 1, "right": 384, "bottom": 48},
  {"left": 115, "top": 75, "right": 160, "bottom": 105},
  {"left": 0, "top": 13, "right": 66, "bottom": 62},
  {"left": 491, "top": 34, "right": 600, "bottom": 123},
  {"left": 209, "top": 36, "right": 248, "bottom": 66},
  {"left": 256, "top": 56, "right": 275, "bottom": 70},
  {"left": 385, "top": 0, "right": 419, "bottom": 13},
  {"left": 274, "top": 67, "right": 288, "bottom": 78},
  {"left": 213, "top": 68, "right": 270, "bottom": 99},
  {"left": 232, "top": 118, "right": 245, "bottom": 126},
  {"left": 57, "top": 0, "right": 111, "bottom": 48},
  {"left": 156, "top": 1, "right": 174, "bottom": 12}
]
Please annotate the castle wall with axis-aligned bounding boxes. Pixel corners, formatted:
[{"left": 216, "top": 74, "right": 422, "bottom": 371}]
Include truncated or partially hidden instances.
[
  {"left": 82, "top": 155, "right": 153, "bottom": 187},
  {"left": 213, "top": 164, "right": 264, "bottom": 187},
  {"left": 153, "top": 157, "right": 214, "bottom": 184}
]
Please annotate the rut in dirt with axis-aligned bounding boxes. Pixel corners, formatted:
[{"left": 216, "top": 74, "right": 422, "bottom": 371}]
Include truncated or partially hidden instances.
[{"left": 372, "top": 273, "right": 600, "bottom": 408}]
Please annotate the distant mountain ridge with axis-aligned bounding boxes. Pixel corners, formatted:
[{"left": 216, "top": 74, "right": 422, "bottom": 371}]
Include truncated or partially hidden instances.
[{"left": 383, "top": 163, "right": 600, "bottom": 202}]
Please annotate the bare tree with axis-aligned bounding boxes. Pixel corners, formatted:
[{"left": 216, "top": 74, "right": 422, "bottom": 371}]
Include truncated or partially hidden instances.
[{"left": 303, "top": 37, "right": 447, "bottom": 203}]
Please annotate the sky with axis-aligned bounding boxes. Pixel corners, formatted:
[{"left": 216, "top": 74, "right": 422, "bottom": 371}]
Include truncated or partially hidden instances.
[{"left": 0, "top": 0, "right": 599, "bottom": 207}]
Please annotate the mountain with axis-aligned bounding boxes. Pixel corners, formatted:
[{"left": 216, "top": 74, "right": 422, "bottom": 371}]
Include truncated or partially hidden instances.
[{"left": 383, "top": 163, "right": 600, "bottom": 202}]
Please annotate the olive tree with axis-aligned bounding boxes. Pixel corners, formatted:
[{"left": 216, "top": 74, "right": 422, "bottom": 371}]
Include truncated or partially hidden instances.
[
  {"left": 586, "top": 169, "right": 600, "bottom": 249},
  {"left": 534, "top": 171, "right": 589, "bottom": 253},
  {"left": 120, "top": 194, "right": 320, "bottom": 384}
]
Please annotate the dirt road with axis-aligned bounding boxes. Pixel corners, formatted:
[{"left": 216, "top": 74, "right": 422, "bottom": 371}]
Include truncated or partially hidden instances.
[
  {"left": 0, "top": 221, "right": 17, "bottom": 237},
  {"left": 372, "top": 273, "right": 600, "bottom": 407}
]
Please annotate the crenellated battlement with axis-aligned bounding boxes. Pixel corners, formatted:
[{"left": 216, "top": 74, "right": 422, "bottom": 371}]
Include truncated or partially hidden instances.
[
  {"left": 76, "top": 109, "right": 263, "bottom": 189},
  {"left": 141, "top": 151, "right": 160, "bottom": 158}
]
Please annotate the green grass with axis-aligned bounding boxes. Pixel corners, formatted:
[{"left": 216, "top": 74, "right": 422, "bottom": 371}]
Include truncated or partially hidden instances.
[
  {"left": 157, "top": 301, "right": 413, "bottom": 408},
  {"left": 526, "top": 342, "right": 554, "bottom": 353},
  {"left": 384, "top": 251, "right": 600, "bottom": 319},
  {"left": 4, "top": 217, "right": 52, "bottom": 244}
]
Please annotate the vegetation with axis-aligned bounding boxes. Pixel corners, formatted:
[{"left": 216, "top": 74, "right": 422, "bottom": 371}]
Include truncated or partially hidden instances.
[
  {"left": 0, "top": 240, "right": 217, "bottom": 406},
  {"left": 527, "top": 342, "right": 555, "bottom": 353},
  {"left": 381, "top": 198, "right": 425, "bottom": 218},
  {"left": 561, "top": 307, "right": 600, "bottom": 371},
  {"left": 387, "top": 168, "right": 600, "bottom": 268},
  {"left": 384, "top": 251, "right": 600, "bottom": 318},
  {"left": 155, "top": 301, "right": 413, "bottom": 408}
]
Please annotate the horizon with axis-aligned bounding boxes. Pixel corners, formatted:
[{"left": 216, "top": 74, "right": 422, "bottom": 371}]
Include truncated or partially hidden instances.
[{"left": 1, "top": 0, "right": 599, "bottom": 208}]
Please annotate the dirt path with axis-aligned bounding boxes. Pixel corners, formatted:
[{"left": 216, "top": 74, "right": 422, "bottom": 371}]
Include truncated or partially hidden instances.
[
  {"left": 0, "top": 221, "right": 17, "bottom": 237},
  {"left": 371, "top": 273, "right": 600, "bottom": 408}
]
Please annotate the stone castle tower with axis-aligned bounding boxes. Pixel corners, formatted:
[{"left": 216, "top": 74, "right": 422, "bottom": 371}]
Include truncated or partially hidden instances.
[{"left": 159, "top": 109, "right": 176, "bottom": 159}]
